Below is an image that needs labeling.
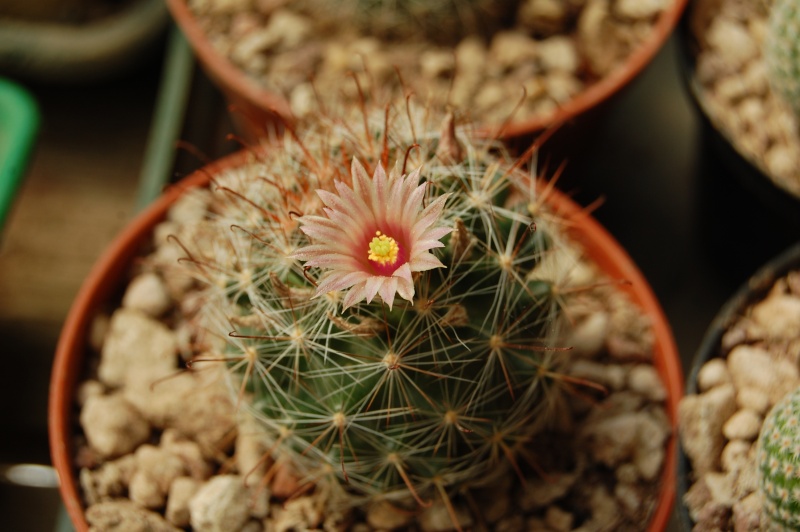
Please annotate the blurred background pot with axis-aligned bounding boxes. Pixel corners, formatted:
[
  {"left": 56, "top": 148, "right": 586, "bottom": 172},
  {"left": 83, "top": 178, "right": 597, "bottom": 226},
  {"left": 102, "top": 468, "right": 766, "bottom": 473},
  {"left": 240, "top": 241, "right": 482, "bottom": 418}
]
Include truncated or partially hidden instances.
[
  {"left": 49, "top": 148, "right": 684, "bottom": 532},
  {"left": 677, "top": 241, "right": 800, "bottom": 530},
  {"left": 677, "top": 0, "right": 800, "bottom": 227},
  {"left": 166, "top": 0, "right": 688, "bottom": 142}
]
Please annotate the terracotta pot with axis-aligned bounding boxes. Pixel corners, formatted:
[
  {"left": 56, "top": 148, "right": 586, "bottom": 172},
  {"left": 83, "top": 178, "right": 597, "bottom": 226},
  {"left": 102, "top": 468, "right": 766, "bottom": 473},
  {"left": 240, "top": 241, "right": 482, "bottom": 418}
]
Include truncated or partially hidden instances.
[
  {"left": 49, "top": 149, "right": 683, "bottom": 532},
  {"left": 676, "top": 241, "right": 800, "bottom": 530},
  {"left": 166, "top": 0, "right": 688, "bottom": 141}
]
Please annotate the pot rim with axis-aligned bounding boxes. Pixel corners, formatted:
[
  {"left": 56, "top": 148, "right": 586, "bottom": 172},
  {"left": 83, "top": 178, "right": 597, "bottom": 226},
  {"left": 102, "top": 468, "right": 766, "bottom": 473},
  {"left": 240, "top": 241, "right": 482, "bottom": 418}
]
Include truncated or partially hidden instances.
[
  {"left": 165, "top": 0, "right": 689, "bottom": 139},
  {"left": 49, "top": 149, "right": 683, "bottom": 532}
]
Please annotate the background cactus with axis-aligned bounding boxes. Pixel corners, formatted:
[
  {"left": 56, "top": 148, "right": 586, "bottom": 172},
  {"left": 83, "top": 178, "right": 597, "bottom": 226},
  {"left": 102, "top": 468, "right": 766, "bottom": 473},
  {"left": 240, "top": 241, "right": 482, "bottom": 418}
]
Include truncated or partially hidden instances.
[
  {"left": 764, "top": 0, "right": 800, "bottom": 116},
  {"left": 757, "top": 386, "right": 800, "bottom": 529},
  {"left": 176, "top": 101, "right": 606, "bottom": 514}
]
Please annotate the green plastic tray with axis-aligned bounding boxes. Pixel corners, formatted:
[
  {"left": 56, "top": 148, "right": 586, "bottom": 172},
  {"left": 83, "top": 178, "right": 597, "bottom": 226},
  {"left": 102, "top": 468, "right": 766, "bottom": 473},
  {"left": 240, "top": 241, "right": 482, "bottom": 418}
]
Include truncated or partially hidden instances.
[{"left": 0, "top": 77, "right": 39, "bottom": 232}]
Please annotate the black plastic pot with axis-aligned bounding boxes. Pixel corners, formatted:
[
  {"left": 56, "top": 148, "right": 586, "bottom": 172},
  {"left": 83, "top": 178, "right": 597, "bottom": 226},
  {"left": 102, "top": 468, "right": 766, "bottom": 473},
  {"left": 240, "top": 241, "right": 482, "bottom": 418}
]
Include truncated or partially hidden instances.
[
  {"left": 675, "top": 0, "right": 800, "bottom": 284},
  {"left": 676, "top": 1, "right": 800, "bottom": 227},
  {"left": 676, "top": 241, "right": 800, "bottom": 530}
]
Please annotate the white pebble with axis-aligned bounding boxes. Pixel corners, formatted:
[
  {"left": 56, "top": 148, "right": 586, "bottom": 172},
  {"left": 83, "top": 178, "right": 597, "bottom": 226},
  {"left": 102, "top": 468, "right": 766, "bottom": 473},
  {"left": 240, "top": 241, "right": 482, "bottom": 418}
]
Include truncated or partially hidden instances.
[
  {"left": 697, "top": 358, "right": 731, "bottom": 392},
  {"left": 722, "top": 409, "right": 762, "bottom": 441},
  {"left": 628, "top": 364, "right": 667, "bottom": 401},
  {"left": 122, "top": 273, "right": 172, "bottom": 318}
]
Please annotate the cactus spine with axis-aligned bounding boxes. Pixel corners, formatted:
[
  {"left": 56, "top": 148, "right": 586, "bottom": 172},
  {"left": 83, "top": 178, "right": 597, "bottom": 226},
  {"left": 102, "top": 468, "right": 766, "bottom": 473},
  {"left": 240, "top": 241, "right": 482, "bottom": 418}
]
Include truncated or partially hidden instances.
[
  {"left": 178, "top": 102, "right": 595, "bottom": 510},
  {"left": 765, "top": 0, "right": 800, "bottom": 116},
  {"left": 757, "top": 386, "right": 800, "bottom": 529}
]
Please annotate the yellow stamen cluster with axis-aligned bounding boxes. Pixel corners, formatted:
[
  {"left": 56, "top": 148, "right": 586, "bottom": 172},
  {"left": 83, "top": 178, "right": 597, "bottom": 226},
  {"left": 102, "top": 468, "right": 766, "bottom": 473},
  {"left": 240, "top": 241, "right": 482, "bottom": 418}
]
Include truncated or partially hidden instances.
[{"left": 368, "top": 231, "right": 399, "bottom": 265}]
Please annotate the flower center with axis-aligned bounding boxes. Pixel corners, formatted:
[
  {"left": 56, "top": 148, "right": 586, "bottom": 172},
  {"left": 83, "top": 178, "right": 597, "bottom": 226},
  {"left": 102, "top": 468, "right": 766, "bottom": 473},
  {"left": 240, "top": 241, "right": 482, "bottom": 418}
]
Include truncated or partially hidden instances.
[{"left": 368, "top": 231, "right": 399, "bottom": 266}]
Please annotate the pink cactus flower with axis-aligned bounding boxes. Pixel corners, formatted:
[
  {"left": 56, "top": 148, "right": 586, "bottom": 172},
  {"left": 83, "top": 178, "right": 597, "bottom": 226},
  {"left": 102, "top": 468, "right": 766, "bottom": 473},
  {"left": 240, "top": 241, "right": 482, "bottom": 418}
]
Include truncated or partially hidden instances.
[{"left": 293, "top": 158, "right": 450, "bottom": 310}]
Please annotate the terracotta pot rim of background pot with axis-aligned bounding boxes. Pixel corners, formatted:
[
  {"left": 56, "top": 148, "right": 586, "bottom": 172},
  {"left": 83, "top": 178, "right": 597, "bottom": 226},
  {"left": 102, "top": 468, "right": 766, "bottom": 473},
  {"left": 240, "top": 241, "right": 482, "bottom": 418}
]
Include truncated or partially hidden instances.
[
  {"left": 676, "top": 240, "right": 800, "bottom": 530},
  {"left": 49, "top": 149, "right": 683, "bottom": 532},
  {"left": 165, "top": 0, "right": 689, "bottom": 139}
]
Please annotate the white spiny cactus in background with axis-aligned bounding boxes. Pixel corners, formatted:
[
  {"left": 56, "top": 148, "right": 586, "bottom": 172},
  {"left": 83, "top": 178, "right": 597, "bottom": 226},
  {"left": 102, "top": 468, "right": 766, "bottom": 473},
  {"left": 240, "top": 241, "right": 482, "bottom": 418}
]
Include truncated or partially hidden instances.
[
  {"left": 757, "top": 386, "right": 800, "bottom": 530},
  {"left": 765, "top": 0, "right": 800, "bottom": 116}
]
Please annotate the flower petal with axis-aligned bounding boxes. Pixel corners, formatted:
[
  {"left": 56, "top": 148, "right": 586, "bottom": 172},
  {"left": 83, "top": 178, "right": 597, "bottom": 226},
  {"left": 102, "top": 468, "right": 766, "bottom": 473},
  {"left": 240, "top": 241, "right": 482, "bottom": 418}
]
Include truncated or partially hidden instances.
[
  {"left": 409, "top": 252, "right": 445, "bottom": 272},
  {"left": 378, "top": 277, "right": 399, "bottom": 310}
]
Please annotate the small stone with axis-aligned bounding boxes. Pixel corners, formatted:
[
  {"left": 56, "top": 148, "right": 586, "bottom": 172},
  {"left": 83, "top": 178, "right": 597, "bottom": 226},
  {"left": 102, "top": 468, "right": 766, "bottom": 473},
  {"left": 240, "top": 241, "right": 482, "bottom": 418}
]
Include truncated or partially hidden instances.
[
  {"left": 166, "top": 370, "right": 237, "bottom": 458},
  {"left": 474, "top": 480, "right": 511, "bottom": 523},
  {"left": 732, "top": 490, "right": 762, "bottom": 531},
  {"left": 419, "top": 500, "right": 472, "bottom": 532},
  {"left": 161, "top": 431, "right": 212, "bottom": 481},
  {"left": 615, "top": 0, "right": 666, "bottom": 20},
  {"left": 166, "top": 477, "right": 201, "bottom": 528},
  {"left": 722, "top": 409, "right": 762, "bottom": 441},
  {"left": 582, "top": 486, "right": 620, "bottom": 530},
  {"left": 683, "top": 477, "right": 712, "bottom": 522},
  {"left": 721, "top": 440, "right": 751, "bottom": 473},
  {"left": 537, "top": 36, "right": 579, "bottom": 73},
  {"left": 616, "top": 463, "right": 640, "bottom": 484},
  {"left": 543, "top": 72, "right": 583, "bottom": 104},
  {"left": 289, "top": 83, "right": 316, "bottom": 119},
  {"left": 189, "top": 475, "right": 249, "bottom": 532},
  {"left": 569, "top": 360, "right": 627, "bottom": 391},
  {"left": 136, "top": 444, "right": 188, "bottom": 494},
  {"left": 751, "top": 293, "right": 800, "bottom": 340},
  {"left": 737, "top": 387, "right": 770, "bottom": 415},
  {"left": 76, "top": 379, "right": 104, "bottom": 406},
  {"left": 85, "top": 500, "right": 180, "bottom": 531},
  {"left": 705, "top": 19, "right": 758, "bottom": 67},
  {"left": 494, "top": 514, "right": 526, "bottom": 532},
  {"left": 489, "top": 31, "right": 538, "bottom": 70},
  {"left": 278, "top": 496, "right": 323, "bottom": 529},
  {"left": 517, "top": 0, "right": 569, "bottom": 35},
  {"left": 99, "top": 308, "right": 177, "bottom": 390},
  {"left": 703, "top": 471, "right": 735, "bottom": 506},
  {"left": 129, "top": 470, "right": 165, "bottom": 510},
  {"left": 544, "top": 505, "right": 573, "bottom": 531},
  {"left": 696, "top": 358, "right": 731, "bottom": 392},
  {"left": 236, "top": 417, "right": 270, "bottom": 483},
  {"left": 567, "top": 311, "right": 610, "bottom": 358},
  {"left": 79, "top": 454, "right": 137, "bottom": 505},
  {"left": 628, "top": 364, "right": 667, "bottom": 401},
  {"left": 419, "top": 49, "right": 455, "bottom": 79},
  {"left": 80, "top": 393, "right": 150, "bottom": 459},
  {"left": 518, "top": 469, "right": 579, "bottom": 510},
  {"left": 678, "top": 384, "right": 737, "bottom": 475},
  {"left": 728, "top": 345, "right": 800, "bottom": 406},
  {"left": 122, "top": 273, "right": 172, "bottom": 318},
  {"left": 366, "top": 500, "right": 413, "bottom": 530},
  {"left": 614, "top": 482, "right": 641, "bottom": 517},
  {"left": 693, "top": 501, "right": 732, "bottom": 532}
]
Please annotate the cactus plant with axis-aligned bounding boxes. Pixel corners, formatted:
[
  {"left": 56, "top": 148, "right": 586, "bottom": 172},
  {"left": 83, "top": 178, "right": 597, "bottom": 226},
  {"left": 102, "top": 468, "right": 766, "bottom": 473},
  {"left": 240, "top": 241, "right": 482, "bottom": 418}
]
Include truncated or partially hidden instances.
[
  {"left": 764, "top": 0, "right": 800, "bottom": 117},
  {"left": 757, "top": 386, "right": 800, "bottom": 530},
  {"left": 172, "top": 101, "right": 622, "bottom": 519}
]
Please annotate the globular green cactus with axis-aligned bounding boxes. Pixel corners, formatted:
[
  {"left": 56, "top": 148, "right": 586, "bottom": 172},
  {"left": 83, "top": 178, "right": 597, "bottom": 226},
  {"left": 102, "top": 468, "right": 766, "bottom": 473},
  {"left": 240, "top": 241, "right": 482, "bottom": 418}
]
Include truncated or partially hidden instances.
[
  {"left": 178, "top": 102, "right": 596, "bottom": 513},
  {"left": 757, "top": 386, "right": 800, "bottom": 529},
  {"left": 764, "top": 0, "right": 800, "bottom": 116}
]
